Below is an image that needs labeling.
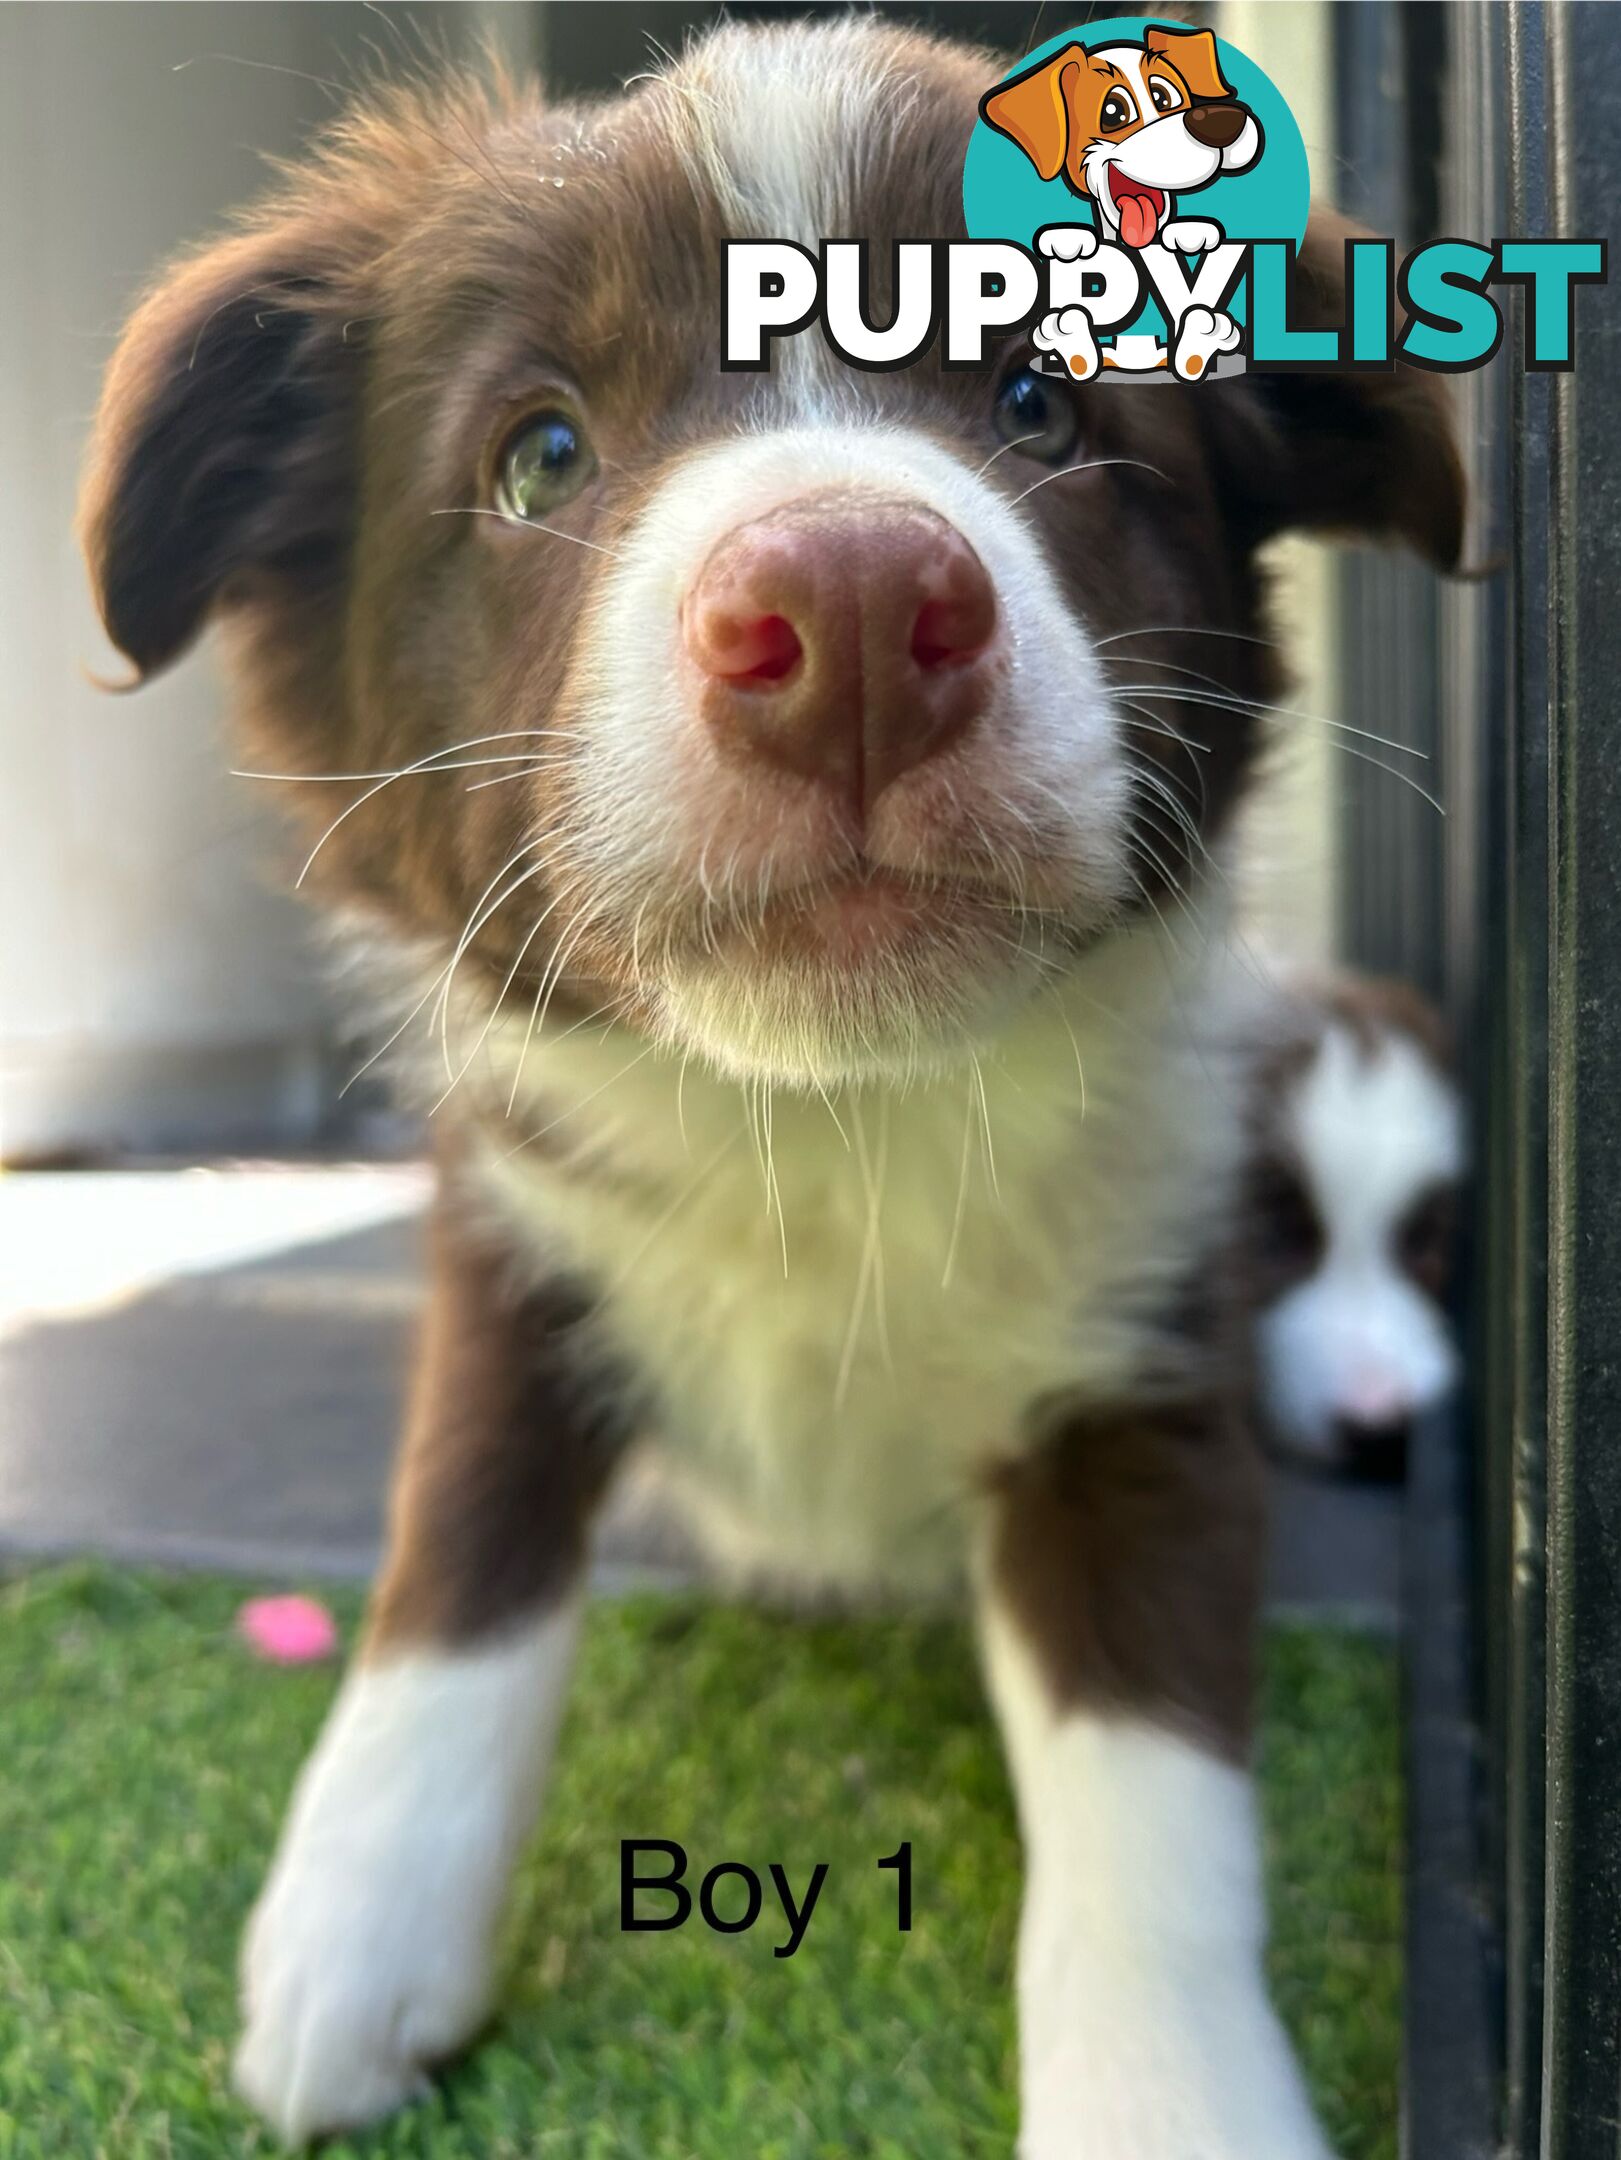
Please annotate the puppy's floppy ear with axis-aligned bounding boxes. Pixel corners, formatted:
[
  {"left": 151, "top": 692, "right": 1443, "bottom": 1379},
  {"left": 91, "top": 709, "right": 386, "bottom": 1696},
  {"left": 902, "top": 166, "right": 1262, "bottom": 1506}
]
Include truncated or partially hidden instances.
[
  {"left": 1144, "top": 26, "right": 1235, "bottom": 104},
  {"left": 79, "top": 216, "right": 362, "bottom": 683},
  {"left": 1203, "top": 210, "right": 1466, "bottom": 570},
  {"left": 980, "top": 48, "right": 1083, "bottom": 184}
]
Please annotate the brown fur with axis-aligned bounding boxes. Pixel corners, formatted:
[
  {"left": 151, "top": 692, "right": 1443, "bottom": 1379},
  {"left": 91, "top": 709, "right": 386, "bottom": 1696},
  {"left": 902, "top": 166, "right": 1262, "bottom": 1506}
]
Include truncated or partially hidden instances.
[
  {"left": 987, "top": 1387, "right": 1266, "bottom": 1760},
  {"left": 986, "top": 1168, "right": 1265, "bottom": 1762},
  {"left": 368, "top": 1173, "right": 634, "bottom": 1652}
]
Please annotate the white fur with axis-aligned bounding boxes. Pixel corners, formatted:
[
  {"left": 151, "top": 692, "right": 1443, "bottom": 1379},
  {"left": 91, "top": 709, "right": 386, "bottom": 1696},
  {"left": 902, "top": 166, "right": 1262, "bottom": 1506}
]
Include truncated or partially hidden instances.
[
  {"left": 467, "top": 918, "right": 1246, "bottom": 1596},
  {"left": 235, "top": 1601, "right": 580, "bottom": 2142},
  {"left": 563, "top": 420, "right": 1133, "bottom": 1088},
  {"left": 672, "top": 22, "right": 921, "bottom": 413},
  {"left": 979, "top": 1597, "right": 1332, "bottom": 2160},
  {"left": 1260, "top": 1023, "right": 1462, "bottom": 1454},
  {"left": 676, "top": 20, "right": 910, "bottom": 252}
]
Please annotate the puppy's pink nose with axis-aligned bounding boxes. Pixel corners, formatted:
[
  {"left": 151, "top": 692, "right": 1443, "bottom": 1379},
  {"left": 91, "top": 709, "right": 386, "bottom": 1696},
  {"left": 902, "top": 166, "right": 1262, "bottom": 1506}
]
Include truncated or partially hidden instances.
[
  {"left": 1340, "top": 1370, "right": 1408, "bottom": 1427},
  {"left": 683, "top": 497, "right": 999, "bottom": 813}
]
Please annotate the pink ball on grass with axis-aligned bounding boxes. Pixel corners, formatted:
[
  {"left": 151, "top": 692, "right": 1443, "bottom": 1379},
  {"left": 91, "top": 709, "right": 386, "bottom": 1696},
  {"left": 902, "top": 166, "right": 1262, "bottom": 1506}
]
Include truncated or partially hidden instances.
[{"left": 237, "top": 1594, "right": 339, "bottom": 1664}]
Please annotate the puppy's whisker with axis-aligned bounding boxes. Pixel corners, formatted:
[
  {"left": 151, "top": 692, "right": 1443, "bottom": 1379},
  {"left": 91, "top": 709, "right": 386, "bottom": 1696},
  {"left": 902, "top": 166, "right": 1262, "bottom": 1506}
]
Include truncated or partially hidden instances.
[
  {"left": 835, "top": 1098, "right": 878, "bottom": 1409},
  {"left": 1120, "top": 707, "right": 1212, "bottom": 751},
  {"left": 1127, "top": 870, "right": 1194, "bottom": 968},
  {"left": 433, "top": 848, "right": 552, "bottom": 1082},
  {"left": 235, "top": 744, "right": 564, "bottom": 784},
  {"left": 1043, "top": 982, "right": 1090, "bottom": 1118},
  {"left": 940, "top": 1078, "right": 977, "bottom": 1292},
  {"left": 342, "top": 865, "right": 565, "bottom": 1107},
  {"left": 339, "top": 973, "right": 445, "bottom": 1099},
  {"left": 511, "top": 906, "right": 600, "bottom": 1102},
  {"left": 432, "top": 891, "right": 569, "bottom": 1114},
  {"left": 465, "top": 763, "right": 553, "bottom": 793},
  {"left": 431, "top": 507, "right": 623, "bottom": 558},
  {"left": 1008, "top": 455, "right": 1171, "bottom": 509},
  {"left": 1119, "top": 678, "right": 1432, "bottom": 761},
  {"left": 1095, "top": 622, "right": 1285, "bottom": 653},
  {"left": 974, "top": 430, "right": 1049, "bottom": 478},
  {"left": 288, "top": 734, "right": 565, "bottom": 884},
  {"left": 1128, "top": 687, "right": 1446, "bottom": 813},
  {"left": 598, "top": 1128, "right": 745, "bottom": 1305},
  {"left": 970, "top": 1051, "right": 999, "bottom": 1203},
  {"left": 501, "top": 1041, "right": 656, "bottom": 1159},
  {"left": 1131, "top": 787, "right": 1226, "bottom": 900}
]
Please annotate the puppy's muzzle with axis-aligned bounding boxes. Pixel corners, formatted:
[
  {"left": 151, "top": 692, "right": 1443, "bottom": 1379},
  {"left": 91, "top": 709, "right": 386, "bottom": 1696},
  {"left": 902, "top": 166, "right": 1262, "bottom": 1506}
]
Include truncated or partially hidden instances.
[{"left": 682, "top": 497, "right": 1000, "bottom": 821}]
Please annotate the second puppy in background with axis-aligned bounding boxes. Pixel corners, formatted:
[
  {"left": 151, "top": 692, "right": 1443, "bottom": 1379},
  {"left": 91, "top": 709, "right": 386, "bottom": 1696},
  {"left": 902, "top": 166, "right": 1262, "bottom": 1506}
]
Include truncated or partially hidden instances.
[{"left": 1247, "top": 976, "right": 1463, "bottom": 1477}]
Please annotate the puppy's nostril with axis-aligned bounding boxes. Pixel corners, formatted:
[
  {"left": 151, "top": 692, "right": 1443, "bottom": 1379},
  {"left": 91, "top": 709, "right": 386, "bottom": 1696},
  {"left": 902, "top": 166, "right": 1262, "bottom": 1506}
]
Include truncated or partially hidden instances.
[
  {"left": 910, "top": 586, "right": 996, "bottom": 672},
  {"left": 691, "top": 607, "right": 804, "bottom": 685}
]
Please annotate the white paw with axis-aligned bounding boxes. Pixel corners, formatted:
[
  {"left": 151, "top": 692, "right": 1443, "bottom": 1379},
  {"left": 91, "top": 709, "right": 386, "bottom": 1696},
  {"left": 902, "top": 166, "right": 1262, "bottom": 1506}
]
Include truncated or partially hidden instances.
[
  {"left": 1172, "top": 304, "right": 1242, "bottom": 381},
  {"left": 1037, "top": 224, "right": 1099, "bottom": 262},
  {"left": 233, "top": 1621, "right": 578, "bottom": 2141},
  {"left": 1034, "top": 306, "right": 1100, "bottom": 382},
  {"left": 1159, "top": 217, "right": 1224, "bottom": 255},
  {"left": 234, "top": 1829, "right": 495, "bottom": 2141},
  {"left": 1019, "top": 1960, "right": 1333, "bottom": 2160}
]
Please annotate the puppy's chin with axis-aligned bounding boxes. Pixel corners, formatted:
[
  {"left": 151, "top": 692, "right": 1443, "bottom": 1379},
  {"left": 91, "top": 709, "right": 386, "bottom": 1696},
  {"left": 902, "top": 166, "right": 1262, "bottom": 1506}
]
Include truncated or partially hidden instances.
[{"left": 649, "top": 887, "right": 1074, "bottom": 1089}]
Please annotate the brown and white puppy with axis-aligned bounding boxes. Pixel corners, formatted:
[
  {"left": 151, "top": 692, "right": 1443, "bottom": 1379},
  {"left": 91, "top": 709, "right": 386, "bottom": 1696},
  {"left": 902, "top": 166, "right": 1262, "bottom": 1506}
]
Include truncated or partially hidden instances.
[
  {"left": 80, "top": 22, "right": 1462, "bottom": 2156},
  {"left": 1248, "top": 974, "right": 1462, "bottom": 1476}
]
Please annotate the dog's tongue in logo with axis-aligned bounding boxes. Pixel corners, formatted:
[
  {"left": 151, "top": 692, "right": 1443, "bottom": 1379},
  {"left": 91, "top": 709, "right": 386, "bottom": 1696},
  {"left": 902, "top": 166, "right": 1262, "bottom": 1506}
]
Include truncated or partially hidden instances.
[{"left": 1108, "top": 169, "right": 1166, "bottom": 249}]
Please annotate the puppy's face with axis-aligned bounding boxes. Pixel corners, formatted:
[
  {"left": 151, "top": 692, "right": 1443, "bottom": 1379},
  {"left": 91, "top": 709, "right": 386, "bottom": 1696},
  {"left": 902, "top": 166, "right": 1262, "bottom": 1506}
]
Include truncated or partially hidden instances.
[
  {"left": 1251, "top": 990, "right": 1463, "bottom": 1462},
  {"left": 82, "top": 24, "right": 1460, "bottom": 1091}
]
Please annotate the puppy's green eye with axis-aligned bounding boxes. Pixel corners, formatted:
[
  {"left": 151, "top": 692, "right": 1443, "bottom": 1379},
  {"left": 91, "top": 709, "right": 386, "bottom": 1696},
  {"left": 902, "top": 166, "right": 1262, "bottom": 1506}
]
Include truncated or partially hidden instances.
[
  {"left": 994, "top": 364, "right": 1079, "bottom": 465},
  {"left": 496, "top": 408, "right": 597, "bottom": 521}
]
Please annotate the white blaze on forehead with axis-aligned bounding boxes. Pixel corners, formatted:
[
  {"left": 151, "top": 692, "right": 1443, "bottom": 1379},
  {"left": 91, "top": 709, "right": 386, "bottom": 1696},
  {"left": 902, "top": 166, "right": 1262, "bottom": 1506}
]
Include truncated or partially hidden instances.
[
  {"left": 669, "top": 22, "right": 918, "bottom": 246},
  {"left": 1292, "top": 1023, "right": 1463, "bottom": 1259},
  {"left": 663, "top": 23, "right": 926, "bottom": 411}
]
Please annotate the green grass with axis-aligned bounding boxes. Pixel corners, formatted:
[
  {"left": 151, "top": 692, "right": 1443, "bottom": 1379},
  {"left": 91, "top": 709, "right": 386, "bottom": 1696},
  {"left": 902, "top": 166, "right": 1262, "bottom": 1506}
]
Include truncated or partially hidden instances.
[{"left": 0, "top": 1565, "right": 1400, "bottom": 2159}]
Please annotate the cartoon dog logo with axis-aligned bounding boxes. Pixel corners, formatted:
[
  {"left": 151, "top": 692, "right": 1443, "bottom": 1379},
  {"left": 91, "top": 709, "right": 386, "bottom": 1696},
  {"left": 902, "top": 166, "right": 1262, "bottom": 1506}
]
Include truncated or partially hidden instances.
[
  {"left": 981, "top": 25, "right": 1263, "bottom": 381},
  {"left": 981, "top": 26, "right": 1262, "bottom": 248}
]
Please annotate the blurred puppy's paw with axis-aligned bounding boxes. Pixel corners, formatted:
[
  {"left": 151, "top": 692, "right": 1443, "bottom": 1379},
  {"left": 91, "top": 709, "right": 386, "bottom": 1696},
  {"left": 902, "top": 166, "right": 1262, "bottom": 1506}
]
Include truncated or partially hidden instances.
[
  {"left": 1019, "top": 1968, "right": 1335, "bottom": 2160},
  {"left": 234, "top": 1843, "right": 491, "bottom": 2141}
]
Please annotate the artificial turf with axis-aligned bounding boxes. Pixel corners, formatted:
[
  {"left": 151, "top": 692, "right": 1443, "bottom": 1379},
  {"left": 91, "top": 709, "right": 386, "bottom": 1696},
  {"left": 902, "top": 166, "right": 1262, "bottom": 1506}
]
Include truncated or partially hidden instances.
[{"left": 0, "top": 1565, "right": 1399, "bottom": 2159}]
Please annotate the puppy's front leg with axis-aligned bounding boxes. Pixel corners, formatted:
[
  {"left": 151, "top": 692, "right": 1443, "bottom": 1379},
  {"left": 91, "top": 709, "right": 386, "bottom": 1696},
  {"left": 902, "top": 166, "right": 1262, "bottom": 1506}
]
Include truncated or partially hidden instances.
[
  {"left": 234, "top": 1200, "right": 629, "bottom": 2144},
  {"left": 981, "top": 1403, "right": 1333, "bottom": 2160}
]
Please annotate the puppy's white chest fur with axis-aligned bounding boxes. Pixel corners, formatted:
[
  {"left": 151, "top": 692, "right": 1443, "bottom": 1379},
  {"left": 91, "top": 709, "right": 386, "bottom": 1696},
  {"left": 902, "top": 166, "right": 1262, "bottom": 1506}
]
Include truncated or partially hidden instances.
[{"left": 469, "top": 923, "right": 1243, "bottom": 1592}]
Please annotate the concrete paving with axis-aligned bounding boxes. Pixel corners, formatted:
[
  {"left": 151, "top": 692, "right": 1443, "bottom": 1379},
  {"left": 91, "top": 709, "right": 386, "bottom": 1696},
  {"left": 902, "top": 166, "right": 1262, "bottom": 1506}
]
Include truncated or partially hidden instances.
[{"left": 0, "top": 1167, "right": 1399, "bottom": 1622}]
